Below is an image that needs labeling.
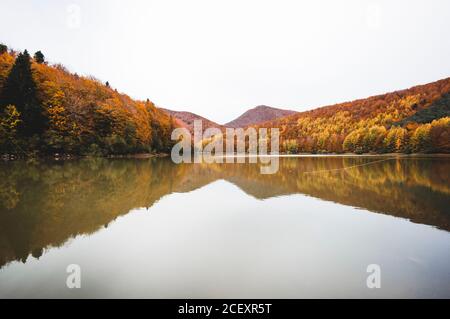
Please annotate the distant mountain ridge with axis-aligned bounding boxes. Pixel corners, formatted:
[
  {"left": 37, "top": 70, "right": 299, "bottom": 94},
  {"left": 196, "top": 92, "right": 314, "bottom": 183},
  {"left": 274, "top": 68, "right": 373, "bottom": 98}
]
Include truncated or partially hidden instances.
[
  {"left": 224, "top": 105, "right": 297, "bottom": 128},
  {"left": 161, "top": 105, "right": 296, "bottom": 131},
  {"left": 159, "top": 108, "right": 223, "bottom": 132},
  {"left": 163, "top": 77, "right": 450, "bottom": 154}
]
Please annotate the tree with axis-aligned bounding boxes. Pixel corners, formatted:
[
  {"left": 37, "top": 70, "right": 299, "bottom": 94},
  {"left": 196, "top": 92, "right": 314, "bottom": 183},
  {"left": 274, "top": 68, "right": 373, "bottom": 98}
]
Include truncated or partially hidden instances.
[
  {"left": 410, "top": 124, "right": 432, "bottom": 153},
  {"left": 34, "top": 51, "right": 45, "bottom": 64},
  {"left": 363, "top": 126, "right": 386, "bottom": 152},
  {"left": 41, "top": 82, "right": 70, "bottom": 152},
  {"left": 0, "top": 44, "right": 7, "bottom": 55},
  {"left": 0, "top": 105, "right": 21, "bottom": 153},
  {"left": 343, "top": 128, "right": 363, "bottom": 153},
  {"left": 282, "top": 139, "right": 298, "bottom": 154},
  {"left": 429, "top": 117, "right": 450, "bottom": 153},
  {"left": 384, "top": 126, "right": 407, "bottom": 153},
  {"left": 0, "top": 50, "right": 47, "bottom": 136}
]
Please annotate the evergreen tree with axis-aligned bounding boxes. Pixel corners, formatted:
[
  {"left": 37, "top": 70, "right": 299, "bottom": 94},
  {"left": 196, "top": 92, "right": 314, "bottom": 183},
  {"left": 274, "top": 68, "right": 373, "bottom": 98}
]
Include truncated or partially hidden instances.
[
  {"left": 34, "top": 50, "right": 45, "bottom": 64},
  {"left": 0, "top": 44, "right": 7, "bottom": 54},
  {"left": 0, "top": 50, "right": 47, "bottom": 136}
]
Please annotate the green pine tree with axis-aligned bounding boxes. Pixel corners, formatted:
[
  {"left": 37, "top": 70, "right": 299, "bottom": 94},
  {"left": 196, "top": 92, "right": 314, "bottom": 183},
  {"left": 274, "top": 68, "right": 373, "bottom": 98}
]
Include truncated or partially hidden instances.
[
  {"left": 0, "top": 44, "right": 7, "bottom": 54},
  {"left": 34, "top": 51, "right": 45, "bottom": 64},
  {"left": 0, "top": 50, "right": 47, "bottom": 137}
]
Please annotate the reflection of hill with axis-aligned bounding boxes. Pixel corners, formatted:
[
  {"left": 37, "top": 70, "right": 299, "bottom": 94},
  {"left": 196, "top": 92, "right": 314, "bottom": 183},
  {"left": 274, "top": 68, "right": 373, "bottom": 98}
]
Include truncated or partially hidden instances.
[
  {"left": 0, "top": 158, "right": 181, "bottom": 268},
  {"left": 206, "top": 158, "right": 450, "bottom": 231},
  {"left": 0, "top": 157, "right": 449, "bottom": 268}
]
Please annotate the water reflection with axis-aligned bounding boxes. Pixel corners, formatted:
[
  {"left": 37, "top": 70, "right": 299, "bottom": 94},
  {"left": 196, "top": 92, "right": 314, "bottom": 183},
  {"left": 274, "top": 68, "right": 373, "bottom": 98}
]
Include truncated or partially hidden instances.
[{"left": 0, "top": 156, "right": 449, "bottom": 269}]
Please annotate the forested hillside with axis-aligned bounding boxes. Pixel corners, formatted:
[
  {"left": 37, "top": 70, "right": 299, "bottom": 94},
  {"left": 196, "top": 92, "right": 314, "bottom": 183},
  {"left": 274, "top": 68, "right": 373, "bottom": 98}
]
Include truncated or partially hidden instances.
[
  {"left": 1, "top": 43, "right": 449, "bottom": 157},
  {"left": 0, "top": 45, "right": 176, "bottom": 157},
  {"left": 259, "top": 78, "right": 450, "bottom": 154}
]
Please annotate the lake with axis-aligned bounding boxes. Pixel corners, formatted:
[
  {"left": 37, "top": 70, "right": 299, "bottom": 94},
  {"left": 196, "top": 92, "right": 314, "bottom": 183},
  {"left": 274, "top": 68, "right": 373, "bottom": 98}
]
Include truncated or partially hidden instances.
[{"left": 0, "top": 156, "right": 449, "bottom": 298}]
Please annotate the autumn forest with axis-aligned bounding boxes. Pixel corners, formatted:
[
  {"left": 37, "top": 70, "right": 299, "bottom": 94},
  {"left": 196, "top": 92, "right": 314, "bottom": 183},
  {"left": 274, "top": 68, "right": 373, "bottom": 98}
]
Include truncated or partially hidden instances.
[
  {"left": 0, "top": 43, "right": 449, "bottom": 157},
  {"left": 0, "top": 44, "right": 176, "bottom": 157},
  {"left": 269, "top": 78, "right": 450, "bottom": 154}
]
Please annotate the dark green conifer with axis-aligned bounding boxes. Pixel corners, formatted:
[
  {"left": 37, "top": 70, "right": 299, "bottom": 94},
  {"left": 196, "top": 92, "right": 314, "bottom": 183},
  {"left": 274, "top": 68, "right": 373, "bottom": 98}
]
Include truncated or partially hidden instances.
[
  {"left": 1, "top": 50, "right": 47, "bottom": 136},
  {"left": 0, "top": 44, "right": 7, "bottom": 54},
  {"left": 34, "top": 50, "right": 45, "bottom": 64}
]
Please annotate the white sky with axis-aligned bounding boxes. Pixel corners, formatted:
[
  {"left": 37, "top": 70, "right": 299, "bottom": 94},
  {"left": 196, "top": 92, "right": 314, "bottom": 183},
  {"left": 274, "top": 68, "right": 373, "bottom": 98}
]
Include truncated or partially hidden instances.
[{"left": 1, "top": 0, "right": 450, "bottom": 124}]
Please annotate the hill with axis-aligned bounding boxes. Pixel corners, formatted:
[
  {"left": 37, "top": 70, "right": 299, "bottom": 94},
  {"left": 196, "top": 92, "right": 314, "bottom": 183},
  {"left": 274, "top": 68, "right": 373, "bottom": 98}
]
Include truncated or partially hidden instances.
[
  {"left": 0, "top": 45, "right": 176, "bottom": 157},
  {"left": 225, "top": 105, "right": 296, "bottom": 128},
  {"left": 257, "top": 78, "right": 450, "bottom": 154},
  {"left": 160, "top": 108, "right": 223, "bottom": 132}
]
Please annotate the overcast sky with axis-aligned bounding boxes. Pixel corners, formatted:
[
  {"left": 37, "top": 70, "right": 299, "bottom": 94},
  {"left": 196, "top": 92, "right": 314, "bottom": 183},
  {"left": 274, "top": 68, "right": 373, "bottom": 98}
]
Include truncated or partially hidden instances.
[{"left": 1, "top": 0, "right": 450, "bottom": 124}]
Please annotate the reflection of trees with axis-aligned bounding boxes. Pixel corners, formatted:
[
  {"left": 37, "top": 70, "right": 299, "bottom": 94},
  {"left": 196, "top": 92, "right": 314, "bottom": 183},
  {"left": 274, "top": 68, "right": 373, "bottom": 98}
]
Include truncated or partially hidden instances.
[
  {"left": 0, "top": 157, "right": 449, "bottom": 268},
  {"left": 212, "top": 158, "right": 450, "bottom": 231},
  {"left": 0, "top": 158, "right": 182, "bottom": 268}
]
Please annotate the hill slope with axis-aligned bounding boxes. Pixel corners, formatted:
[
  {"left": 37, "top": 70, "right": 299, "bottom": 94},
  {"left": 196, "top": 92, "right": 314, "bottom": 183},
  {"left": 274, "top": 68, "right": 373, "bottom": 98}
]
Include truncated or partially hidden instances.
[
  {"left": 258, "top": 78, "right": 450, "bottom": 154},
  {"left": 160, "top": 108, "right": 223, "bottom": 132},
  {"left": 0, "top": 46, "right": 176, "bottom": 156},
  {"left": 225, "top": 105, "right": 296, "bottom": 128},
  {"left": 397, "top": 92, "right": 450, "bottom": 125}
]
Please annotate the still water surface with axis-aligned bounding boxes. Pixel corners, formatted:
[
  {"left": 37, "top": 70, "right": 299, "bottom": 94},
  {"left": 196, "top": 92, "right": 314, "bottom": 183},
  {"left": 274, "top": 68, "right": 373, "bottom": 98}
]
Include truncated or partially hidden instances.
[{"left": 0, "top": 156, "right": 449, "bottom": 298}]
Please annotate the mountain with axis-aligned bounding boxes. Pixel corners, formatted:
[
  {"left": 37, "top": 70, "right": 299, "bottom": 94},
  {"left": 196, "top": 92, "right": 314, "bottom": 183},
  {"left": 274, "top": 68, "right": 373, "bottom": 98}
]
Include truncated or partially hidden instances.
[
  {"left": 224, "top": 105, "right": 296, "bottom": 128},
  {"left": 161, "top": 105, "right": 295, "bottom": 132},
  {"left": 257, "top": 78, "right": 450, "bottom": 154},
  {"left": 160, "top": 108, "right": 223, "bottom": 132}
]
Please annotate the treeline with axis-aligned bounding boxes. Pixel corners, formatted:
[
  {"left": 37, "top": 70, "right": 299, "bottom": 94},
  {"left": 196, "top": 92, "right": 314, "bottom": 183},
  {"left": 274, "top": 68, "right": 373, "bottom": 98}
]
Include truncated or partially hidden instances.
[
  {"left": 1, "top": 42, "right": 449, "bottom": 157},
  {"left": 266, "top": 78, "right": 450, "bottom": 154},
  {"left": 0, "top": 44, "right": 176, "bottom": 157}
]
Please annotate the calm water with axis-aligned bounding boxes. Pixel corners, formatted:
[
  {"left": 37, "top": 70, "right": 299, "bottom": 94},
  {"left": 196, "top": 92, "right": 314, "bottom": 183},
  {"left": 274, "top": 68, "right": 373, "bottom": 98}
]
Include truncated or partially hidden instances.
[{"left": 0, "top": 156, "right": 449, "bottom": 298}]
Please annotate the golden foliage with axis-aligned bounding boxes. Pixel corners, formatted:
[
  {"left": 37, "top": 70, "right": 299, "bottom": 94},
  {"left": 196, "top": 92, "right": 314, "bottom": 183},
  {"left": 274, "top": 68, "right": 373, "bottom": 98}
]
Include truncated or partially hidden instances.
[
  {"left": 259, "top": 78, "right": 450, "bottom": 153},
  {"left": 0, "top": 50, "right": 176, "bottom": 155}
]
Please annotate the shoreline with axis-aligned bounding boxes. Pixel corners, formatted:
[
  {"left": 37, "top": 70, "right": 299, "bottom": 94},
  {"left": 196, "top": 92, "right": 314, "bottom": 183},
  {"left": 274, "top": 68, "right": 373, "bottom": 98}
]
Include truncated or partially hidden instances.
[
  {"left": 0, "top": 152, "right": 170, "bottom": 162},
  {"left": 1, "top": 152, "right": 449, "bottom": 162}
]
